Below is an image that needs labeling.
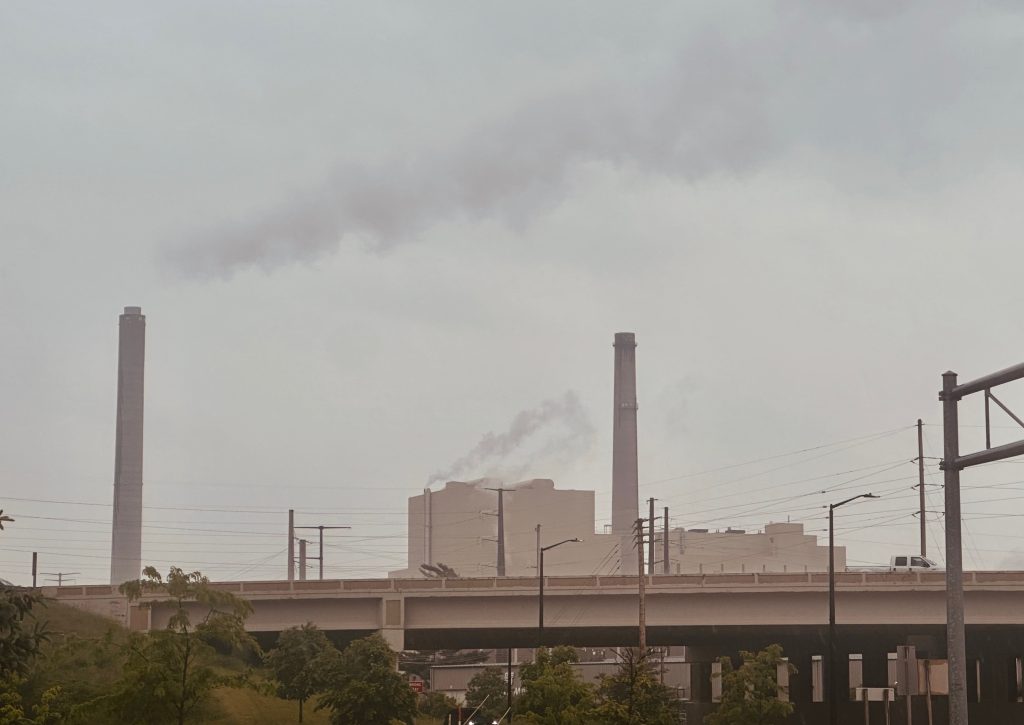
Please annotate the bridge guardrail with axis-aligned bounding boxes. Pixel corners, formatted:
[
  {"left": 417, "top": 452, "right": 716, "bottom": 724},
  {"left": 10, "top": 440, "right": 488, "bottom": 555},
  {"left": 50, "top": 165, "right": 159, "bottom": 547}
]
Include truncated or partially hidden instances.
[{"left": 42, "top": 569, "right": 1024, "bottom": 600}]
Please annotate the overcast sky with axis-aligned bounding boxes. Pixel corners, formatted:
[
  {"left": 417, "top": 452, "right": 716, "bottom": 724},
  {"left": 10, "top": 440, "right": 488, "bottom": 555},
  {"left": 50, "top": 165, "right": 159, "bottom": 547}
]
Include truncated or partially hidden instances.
[{"left": 4, "top": 1, "right": 1024, "bottom": 585}]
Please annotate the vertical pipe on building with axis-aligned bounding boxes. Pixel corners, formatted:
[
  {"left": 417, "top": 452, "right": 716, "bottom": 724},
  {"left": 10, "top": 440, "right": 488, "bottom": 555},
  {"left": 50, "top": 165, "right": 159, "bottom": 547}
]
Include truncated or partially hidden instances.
[
  {"left": 663, "top": 507, "right": 670, "bottom": 574},
  {"left": 32, "top": 552, "right": 37, "bottom": 588},
  {"left": 612, "top": 333, "right": 640, "bottom": 574},
  {"left": 941, "top": 371, "right": 968, "bottom": 725},
  {"left": 288, "top": 509, "right": 295, "bottom": 581},
  {"left": 424, "top": 488, "right": 433, "bottom": 567},
  {"left": 110, "top": 306, "right": 145, "bottom": 586}
]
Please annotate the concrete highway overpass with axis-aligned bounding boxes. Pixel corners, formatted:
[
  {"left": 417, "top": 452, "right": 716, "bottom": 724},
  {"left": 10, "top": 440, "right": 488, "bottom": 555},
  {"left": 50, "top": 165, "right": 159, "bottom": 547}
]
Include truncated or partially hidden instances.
[{"left": 50, "top": 571, "right": 1024, "bottom": 724}]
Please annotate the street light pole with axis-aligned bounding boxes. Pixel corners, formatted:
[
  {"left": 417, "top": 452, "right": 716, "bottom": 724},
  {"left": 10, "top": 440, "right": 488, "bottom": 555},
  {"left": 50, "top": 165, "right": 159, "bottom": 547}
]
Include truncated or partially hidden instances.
[
  {"left": 829, "top": 492, "right": 879, "bottom": 725},
  {"left": 537, "top": 538, "right": 581, "bottom": 648}
]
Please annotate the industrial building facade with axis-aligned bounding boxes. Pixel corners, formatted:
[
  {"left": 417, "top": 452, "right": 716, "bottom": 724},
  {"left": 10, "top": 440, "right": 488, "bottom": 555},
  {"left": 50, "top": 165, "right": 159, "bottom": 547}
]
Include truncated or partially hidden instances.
[{"left": 390, "top": 477, "right": 840, "bottom": 578}]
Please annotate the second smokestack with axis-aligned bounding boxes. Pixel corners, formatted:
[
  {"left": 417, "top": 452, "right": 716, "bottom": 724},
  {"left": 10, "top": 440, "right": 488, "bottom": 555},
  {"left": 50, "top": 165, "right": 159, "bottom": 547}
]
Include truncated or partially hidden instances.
[
  {"left": 110, "top": 306, "right": 146, "bottom": 585},
  {"left": 612, "top": 332, "right": 639, "bottom": 574}
]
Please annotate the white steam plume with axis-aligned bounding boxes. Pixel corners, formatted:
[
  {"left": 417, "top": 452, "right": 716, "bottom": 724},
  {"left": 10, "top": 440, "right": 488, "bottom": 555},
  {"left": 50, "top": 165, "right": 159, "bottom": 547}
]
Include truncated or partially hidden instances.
[{"left": 427, "top": 391, "right": 595, "bottom": 486}]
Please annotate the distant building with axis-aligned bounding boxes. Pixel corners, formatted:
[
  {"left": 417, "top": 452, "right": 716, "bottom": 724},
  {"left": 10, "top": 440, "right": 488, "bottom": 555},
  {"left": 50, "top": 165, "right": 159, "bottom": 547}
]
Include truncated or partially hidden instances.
[
  {"left": 390, "top": 478, "right": 619, "bottom": 578},
  {"left": 659, "top": 522, "right": 842, "bottom": 574},
  {"left": 389, "top": 479, "right": 841, "bottom": 578}
]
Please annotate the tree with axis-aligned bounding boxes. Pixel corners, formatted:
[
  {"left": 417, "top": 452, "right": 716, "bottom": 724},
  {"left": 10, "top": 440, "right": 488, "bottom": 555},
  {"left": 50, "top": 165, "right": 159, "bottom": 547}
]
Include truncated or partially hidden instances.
[
  {"left": 265, "top": 623, "right": 333, "bottom": 723},
  {"left": 418, "top": 563, "right": 459, "bottom": 578},
  {"left": 594, "top": 648, "right": 679, "bottom": 725},
  {"left": 22, "top": 628, "right": 125, "bottom": 724},
  {"left": 417, "top": 691, "right": 457, "bottom": 718},
  {"left": 465, "top": 666, "right": 508, "bottom": 721},
  {"left": 0, "top": 676, "right": 63, "bottom": 725},
  {"left": 0, "top": 585, "right": 48, "bottom": 679},
  {"left": 92, "top": 566, "right": 256, "bottom": 725},
  {"left": 704, "top": 644, "right": 795, "bottom": 725},
  {"left": 515, "top": 646, "right": 596, "bottom": 725},
  {"left": 316, "top": 634, "right": 417, "bottom": 725}
]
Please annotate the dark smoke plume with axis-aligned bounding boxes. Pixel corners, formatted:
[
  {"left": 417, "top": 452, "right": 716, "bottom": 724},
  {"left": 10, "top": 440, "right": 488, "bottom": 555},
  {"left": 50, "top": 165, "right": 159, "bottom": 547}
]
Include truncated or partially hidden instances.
[
  {"left": 427, "top": 391, "right": 595, "bottom": 486},
  {"left": 167, "top": 46, "right": 772, "bottom": 277}
]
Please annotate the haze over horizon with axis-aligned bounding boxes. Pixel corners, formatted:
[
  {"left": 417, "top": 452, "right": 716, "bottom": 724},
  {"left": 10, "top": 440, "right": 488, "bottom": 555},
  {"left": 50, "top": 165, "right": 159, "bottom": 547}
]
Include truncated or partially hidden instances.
[{"left": 4, "top": 1, "right": 1024, "bottom": 585}]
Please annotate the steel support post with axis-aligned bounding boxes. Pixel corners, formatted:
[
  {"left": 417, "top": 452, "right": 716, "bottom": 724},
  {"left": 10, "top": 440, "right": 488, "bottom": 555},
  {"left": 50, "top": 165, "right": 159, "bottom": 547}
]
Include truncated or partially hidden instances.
[{"left": 942, "top": 371, "right": 968, "bottom": 725}]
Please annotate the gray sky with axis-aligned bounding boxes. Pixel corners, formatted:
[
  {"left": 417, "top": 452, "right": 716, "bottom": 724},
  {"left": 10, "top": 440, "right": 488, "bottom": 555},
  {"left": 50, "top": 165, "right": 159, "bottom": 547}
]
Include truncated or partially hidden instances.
[{"left": 4, "top": 1, "right": 1024, "bottom": 584}]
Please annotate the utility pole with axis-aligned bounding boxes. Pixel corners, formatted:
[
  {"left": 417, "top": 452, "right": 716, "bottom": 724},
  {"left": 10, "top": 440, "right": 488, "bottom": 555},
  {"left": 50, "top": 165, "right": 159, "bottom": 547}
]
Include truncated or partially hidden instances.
[
  {"left": 935, "top": 362, "right": 1024, "bottom": 725},
  {"left": 635, "top": 518, "right": 647, "bottom": 652},
  {"left": 663, "top": 507, "right": 670, "bottom": 574},
  {"left": 647, "top": 498, "right": 656, "bottom": 576},
  {"left": 295, "top": 523, "right": 352, "bottom": 580},
  {"left": 918, "top": 419, "right": 927, "bottom": 557},
  {"left": 941, "top": 371, "right": 967, "bottom": 725},
  {"left": 298, "top": 539, "right": 307, "bottom": 581},
  {"left": 535, "top": 524, "right": 541, "bottom": 572},
  {"left": 42, "top": 572, "right": 79, "bottom": 587},
  {"left": 538, "top": 537, "right": 580, "bottom": 647},
  {"left": 506, "top": 647, "right": 514, "bottom": 721},
  {"left": 486, "top": 488, "right": 507, "bottom": 577},
  {"left": 32, "top": 552, "right": 37, "bottom": 588},
  {"left": 287, "top": 509, "right": 295, "bottom": 581},
  {"left": 829, "top": 493, "right": 879, "bottom": 725}
]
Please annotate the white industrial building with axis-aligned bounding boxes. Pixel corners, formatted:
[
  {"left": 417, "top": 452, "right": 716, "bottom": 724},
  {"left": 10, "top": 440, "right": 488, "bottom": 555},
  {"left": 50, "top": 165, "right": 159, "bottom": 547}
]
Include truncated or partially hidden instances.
[{"left": 389, "top": 478, "right": 841, "bottom": 578}]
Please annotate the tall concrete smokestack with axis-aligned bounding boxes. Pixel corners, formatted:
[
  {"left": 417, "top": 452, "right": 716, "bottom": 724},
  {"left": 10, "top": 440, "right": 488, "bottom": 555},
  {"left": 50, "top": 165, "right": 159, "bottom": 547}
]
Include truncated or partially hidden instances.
[
  {"left": 110, "top": 306, "right": 145, "bottom": 585},
  {"left": 612, "top": 332, "right": 639, "bottom": 574}
]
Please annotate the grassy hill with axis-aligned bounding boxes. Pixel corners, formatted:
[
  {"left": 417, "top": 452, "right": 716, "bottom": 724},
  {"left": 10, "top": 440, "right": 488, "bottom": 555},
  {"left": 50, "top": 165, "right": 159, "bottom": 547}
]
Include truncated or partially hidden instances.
[
  {"left": 25, "top": 600, "right": 441, "bottom": 724},
  {"left": 208, "top": 688, "right": 332, "bottom": 724},
  {"left": 35, "top": 598, "right": 129, "bottom": 641}
]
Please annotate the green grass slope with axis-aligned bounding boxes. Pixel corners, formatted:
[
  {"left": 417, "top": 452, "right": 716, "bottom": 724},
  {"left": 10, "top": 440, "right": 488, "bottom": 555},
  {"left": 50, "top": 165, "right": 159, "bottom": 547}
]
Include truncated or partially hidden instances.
[
  {"left": 208, "top": 688, "right": 332, "bottom": 724},
  {"left": 35, "top": 598, "right": 128, "bottom": 641}
]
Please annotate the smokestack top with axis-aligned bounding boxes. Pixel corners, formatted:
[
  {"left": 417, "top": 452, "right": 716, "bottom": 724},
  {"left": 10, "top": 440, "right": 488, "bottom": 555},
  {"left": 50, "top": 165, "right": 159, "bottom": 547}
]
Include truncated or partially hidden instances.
[
  {"left": 122, "top": 306, "right": 143, "bottom": 316},
  {"left": 614, "top": 332, "right": 636, "bottom": 347}
]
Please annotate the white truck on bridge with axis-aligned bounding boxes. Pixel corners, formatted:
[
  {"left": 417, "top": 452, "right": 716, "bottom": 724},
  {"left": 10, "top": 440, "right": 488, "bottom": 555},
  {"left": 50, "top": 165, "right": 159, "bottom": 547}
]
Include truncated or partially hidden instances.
[
  {"left": 849, "top": 555, "right": 943, "bottom": 573},
  {"left": 890, "top": 554, "right": 942, "bottom": 572}
]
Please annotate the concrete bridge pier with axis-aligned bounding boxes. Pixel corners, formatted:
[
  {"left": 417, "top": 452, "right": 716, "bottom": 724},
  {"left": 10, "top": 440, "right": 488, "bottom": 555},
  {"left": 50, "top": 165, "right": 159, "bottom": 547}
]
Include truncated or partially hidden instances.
[{"left": 380, "top": 596, "right": 405, "bottom": 652}]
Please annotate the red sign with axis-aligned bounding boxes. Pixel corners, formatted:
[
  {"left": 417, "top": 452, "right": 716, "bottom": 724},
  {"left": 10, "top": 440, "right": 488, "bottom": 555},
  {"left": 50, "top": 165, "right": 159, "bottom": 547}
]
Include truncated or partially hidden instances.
[{"left": 409, "top": 680, "right": 424, "bottom": 693}]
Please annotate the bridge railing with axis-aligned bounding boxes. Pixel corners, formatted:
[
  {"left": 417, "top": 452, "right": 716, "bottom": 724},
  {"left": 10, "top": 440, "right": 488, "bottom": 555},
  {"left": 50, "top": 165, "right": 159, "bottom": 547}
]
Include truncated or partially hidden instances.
[{"left": 42, "top": 569, "right": 1024, "bottom": 599}]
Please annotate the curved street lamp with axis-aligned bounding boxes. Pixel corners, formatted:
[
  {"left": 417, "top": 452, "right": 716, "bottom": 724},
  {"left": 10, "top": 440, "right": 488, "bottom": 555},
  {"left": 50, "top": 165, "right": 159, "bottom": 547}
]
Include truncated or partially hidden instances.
[
  {"left": 828, "top": 492, "right": 879, "bottom": 725},
  {"left": 538, "top": 538, "right": 581, "bottom": 647}
]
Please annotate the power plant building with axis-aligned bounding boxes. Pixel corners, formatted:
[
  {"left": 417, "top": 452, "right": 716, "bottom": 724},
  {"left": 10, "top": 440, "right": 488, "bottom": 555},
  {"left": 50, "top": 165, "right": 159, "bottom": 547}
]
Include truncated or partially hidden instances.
[
  {"left": 390, "top": 478, "right": 619, "bottom": 578},
  {"left": 393, "top": 330, "right": 838, "bottom": 578},
  {"left": 390, "top": 478, "right": 839, "bottom": 578}
]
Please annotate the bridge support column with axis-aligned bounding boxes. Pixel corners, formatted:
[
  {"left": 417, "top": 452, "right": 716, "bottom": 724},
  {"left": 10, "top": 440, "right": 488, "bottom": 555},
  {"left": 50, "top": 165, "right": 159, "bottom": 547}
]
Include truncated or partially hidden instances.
[{"left": 380, "top": 596, "right": 405, "bottom": 653}]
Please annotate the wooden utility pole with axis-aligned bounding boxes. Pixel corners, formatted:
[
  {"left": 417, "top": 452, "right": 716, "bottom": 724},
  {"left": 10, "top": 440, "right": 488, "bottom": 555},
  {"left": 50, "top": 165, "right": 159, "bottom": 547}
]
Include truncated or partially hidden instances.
[{"left": 918, "top": 419, "right": 926, "bottom": 557}]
